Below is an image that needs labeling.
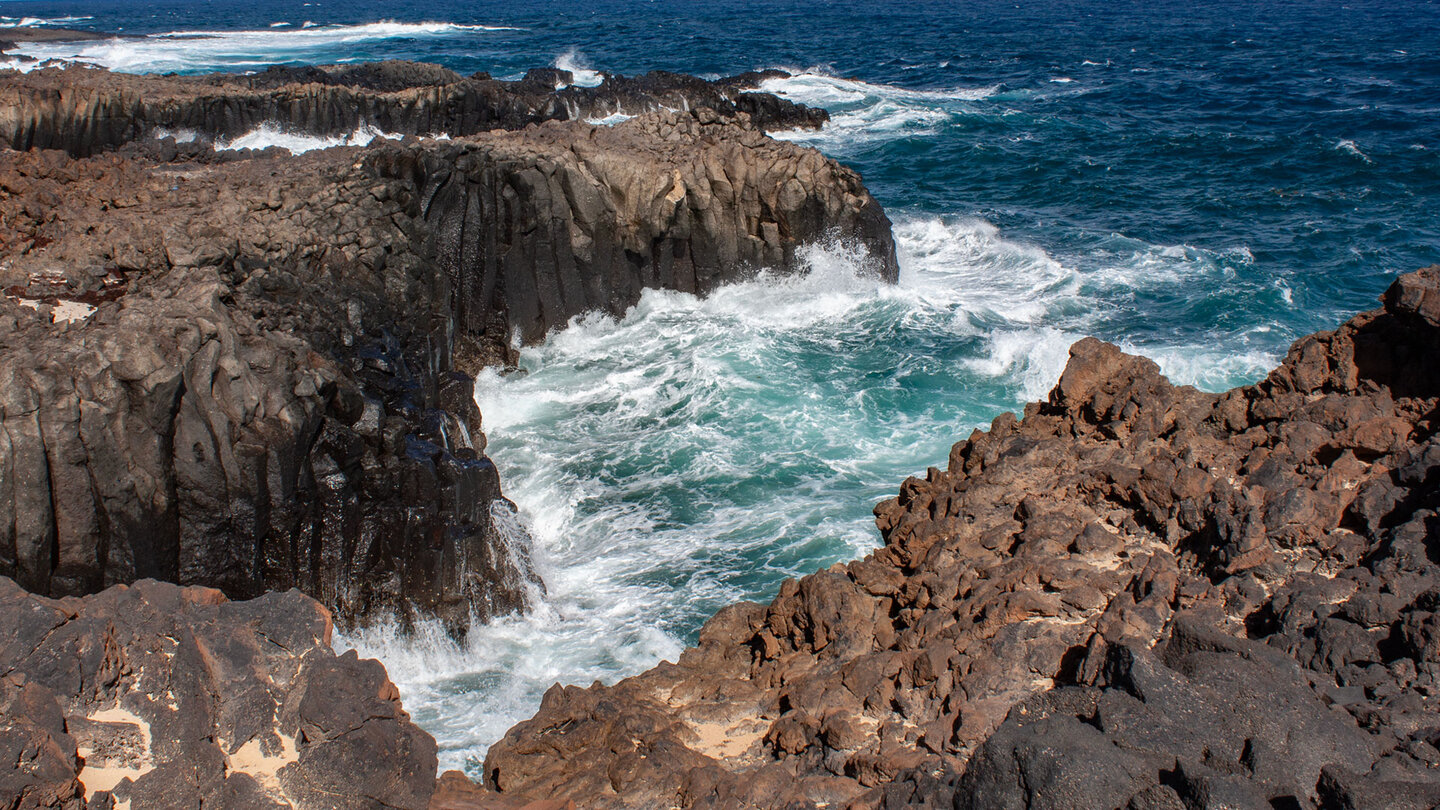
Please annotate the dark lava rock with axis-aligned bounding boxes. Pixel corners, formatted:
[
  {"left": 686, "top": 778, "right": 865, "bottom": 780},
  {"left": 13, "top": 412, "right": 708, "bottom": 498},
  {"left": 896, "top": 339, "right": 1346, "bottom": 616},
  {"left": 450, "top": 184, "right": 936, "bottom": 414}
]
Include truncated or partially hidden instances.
[
  {"left": 0, "top": 72, "right": 896, "bottom": 635},
  {"left": 466, "top": 267, "right": 1440, "bottom": 808},
  {"left": 0, "top": 576, "right": 436, "bottom": 809},
  {"left": 0, "top": 61, "right": 827, "bottom": 157}
]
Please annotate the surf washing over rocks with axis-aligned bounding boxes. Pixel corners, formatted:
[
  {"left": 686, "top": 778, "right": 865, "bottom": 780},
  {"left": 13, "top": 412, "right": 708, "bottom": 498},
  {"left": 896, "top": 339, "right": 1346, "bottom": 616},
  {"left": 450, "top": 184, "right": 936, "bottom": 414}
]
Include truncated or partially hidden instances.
[
  {"left": 342, "top": 220, "right": 1287, "bottom": 772},
  {"left": 6, "top": 0, "right": 1438, "bottom": 781}
]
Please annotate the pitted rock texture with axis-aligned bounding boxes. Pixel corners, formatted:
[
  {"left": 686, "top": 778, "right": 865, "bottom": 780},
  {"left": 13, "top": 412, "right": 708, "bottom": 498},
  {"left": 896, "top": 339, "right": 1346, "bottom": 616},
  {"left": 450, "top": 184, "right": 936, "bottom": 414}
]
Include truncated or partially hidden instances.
[
  {"left": 0, "top": 88, "right": 897, "bottom": 634},
  {"left": 0, "top": 61, "right": 827, "bottom": 157},
  {"left": 0, "top": 576, "right": 436, "bottom": 810},
  {"left": 471, "top": 267, "right": 1440, "bottom": 809}
]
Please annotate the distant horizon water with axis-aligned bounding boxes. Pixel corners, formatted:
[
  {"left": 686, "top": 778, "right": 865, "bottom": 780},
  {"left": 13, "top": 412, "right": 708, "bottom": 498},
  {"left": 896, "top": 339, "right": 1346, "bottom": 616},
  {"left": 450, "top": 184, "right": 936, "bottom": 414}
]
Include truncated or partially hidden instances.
[{"left": 5, "top": 0, "right": 1437, "bottom": 774}]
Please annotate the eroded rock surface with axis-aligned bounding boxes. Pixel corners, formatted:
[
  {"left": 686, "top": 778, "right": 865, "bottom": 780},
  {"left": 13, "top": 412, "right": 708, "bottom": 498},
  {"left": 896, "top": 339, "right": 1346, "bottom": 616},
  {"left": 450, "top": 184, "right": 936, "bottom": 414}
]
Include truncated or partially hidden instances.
[
  {"left": 0, "top": 65, "right": 896, "bottom": 633},
  {"left": 0, "top": 575, "right": 436, "bottom": 810},
  {"left": 473, "top": 267, "right": 1440, "bottom": 809},
  {"left": 0, "top": 62, "right": 826, "bottom": 157}
]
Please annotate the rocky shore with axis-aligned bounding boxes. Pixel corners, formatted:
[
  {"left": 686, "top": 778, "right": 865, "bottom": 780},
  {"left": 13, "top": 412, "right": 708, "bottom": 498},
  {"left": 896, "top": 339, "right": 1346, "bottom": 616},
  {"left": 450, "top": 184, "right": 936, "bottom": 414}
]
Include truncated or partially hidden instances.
[
  {"left": 4, "top": 57, "right": 1438, "bottom": 810},
  {"left": 473, "top": 267, "right": 1440, "bottom": 809},
  {"left": 0, "top": 63, "right": 895, "bottom": 637},
  {"left": 2, "top": 577, "right": 436, "bottom": 809},
  {"left": 0, "top": 62, "right": 827, "bottom": 157},
  {"left": 7, "top": 267, "right": 1437, "bottom": 809}
]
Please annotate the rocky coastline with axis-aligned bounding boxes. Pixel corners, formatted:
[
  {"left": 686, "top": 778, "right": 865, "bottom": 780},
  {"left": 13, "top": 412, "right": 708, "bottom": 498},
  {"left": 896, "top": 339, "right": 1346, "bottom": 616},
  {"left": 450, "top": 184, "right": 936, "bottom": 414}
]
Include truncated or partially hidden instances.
[
  {"left": 3, "top": 56, "right": 1439, "bottom": 810},
  {"left": 1, "top": 62, "right": 895, "bottom": 639},
  {"left": 470, "top": 266, "right": 1440, "bottom": 809}
]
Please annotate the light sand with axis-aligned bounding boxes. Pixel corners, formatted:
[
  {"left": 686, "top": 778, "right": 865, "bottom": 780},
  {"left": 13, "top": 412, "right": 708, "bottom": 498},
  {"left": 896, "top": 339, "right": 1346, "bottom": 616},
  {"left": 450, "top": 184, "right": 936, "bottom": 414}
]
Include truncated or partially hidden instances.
[
  {"left": 226, "top": 731, "right": 300, "bottom": 799},
  {"left": 75, "top": 706, "right": 155, "bottom": 802}
]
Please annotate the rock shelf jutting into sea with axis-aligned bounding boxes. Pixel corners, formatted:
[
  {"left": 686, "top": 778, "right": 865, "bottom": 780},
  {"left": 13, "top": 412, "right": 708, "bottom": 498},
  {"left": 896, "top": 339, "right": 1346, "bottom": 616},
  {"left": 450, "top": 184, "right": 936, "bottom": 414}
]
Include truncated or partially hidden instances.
[{"left": 2, "top": 1, "right": 1439, "bottom": 808}]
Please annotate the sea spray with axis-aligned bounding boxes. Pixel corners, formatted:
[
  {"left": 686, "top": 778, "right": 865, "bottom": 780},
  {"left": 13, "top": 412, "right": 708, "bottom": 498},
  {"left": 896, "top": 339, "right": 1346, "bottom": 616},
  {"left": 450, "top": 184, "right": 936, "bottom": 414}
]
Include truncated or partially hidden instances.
[
  {"left": 4, "top": 20, "right": 520, "bottom": 73},
  {"left": 341, "top": 218, "right": 1281, "bottom": 774}
]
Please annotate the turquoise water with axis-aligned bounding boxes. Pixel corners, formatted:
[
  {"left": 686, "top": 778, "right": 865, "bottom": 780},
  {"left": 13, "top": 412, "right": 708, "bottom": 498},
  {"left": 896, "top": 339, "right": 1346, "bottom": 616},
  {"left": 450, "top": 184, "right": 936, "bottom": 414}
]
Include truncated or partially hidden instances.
[{"left": 6, "top": 0, "right": 1437, "bottom": 772}]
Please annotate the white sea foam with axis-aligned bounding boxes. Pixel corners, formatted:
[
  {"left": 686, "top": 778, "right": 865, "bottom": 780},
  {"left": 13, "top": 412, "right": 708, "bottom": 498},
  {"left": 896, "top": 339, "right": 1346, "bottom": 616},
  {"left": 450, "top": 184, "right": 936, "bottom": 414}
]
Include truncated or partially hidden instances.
[
  {"left": 584, "top": 111, "right": 634, "bottom": 126},
  {"left": 555, "top": 49, "right": 603, "bottom": 88},
  {"left": 1335, "top": 138, "right": 1373, "bottom": 163},
  {"left": 1126, "top": 343, "right": 1280, "bottom": 392},
  {"left": 5, "top": 20, "right": 519, "bottom": 74},
  {"left": 759, "top": 70, "right": 998, "bottom": 147},
  {"left": 214, "top": 122, "right": 401, "bottom": 153},
  {"left": 150, "top": 127, "right": 201, "bottom": 143},
  {"left": 0, "top": 15, "right": 94, "bottom": 28},
  {"left": 349, "top": 209, "right": 1284, "bottom": 773}
]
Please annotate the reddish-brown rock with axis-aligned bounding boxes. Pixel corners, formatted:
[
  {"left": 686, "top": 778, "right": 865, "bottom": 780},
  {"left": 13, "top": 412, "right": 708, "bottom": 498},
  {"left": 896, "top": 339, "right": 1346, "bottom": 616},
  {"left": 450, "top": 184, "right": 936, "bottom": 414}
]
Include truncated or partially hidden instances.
[
  {"left": 476, "top": 266, "right": 1440, "bottom": 809},
  {"left": 0, "top": 576, "right": 436, "bottom": 810}
]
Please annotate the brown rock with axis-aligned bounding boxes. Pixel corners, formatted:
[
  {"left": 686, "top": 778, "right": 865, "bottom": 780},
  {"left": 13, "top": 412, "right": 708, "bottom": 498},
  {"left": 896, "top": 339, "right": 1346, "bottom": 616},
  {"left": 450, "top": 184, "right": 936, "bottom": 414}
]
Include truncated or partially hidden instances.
[
  {"left": 0, "top": 576, "right": 436, "bottom": 809},
  {"left": 474, "top": 267, "right": 1440, "bottom": 807}
]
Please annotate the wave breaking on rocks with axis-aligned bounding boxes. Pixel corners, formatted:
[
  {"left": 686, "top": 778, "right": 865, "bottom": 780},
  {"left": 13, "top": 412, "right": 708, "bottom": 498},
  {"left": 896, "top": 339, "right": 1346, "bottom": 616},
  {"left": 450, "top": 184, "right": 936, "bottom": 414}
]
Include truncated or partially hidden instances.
[
  {"left": 2, "top": 54, "right": 1437, "bottom": 810},
  {"left": 472, "top": 267, "right": 1440, "bottom": 809},
  {"left": 0, "top": 61, "right": 896, "bottom": 640}
]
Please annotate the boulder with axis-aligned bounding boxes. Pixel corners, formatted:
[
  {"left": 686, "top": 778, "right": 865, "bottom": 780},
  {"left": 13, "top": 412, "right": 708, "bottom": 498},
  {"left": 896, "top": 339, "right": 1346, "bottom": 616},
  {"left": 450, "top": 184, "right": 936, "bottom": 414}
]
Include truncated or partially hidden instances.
[{"left": 0, "top": 576, "right": 436, "bottom": 810}]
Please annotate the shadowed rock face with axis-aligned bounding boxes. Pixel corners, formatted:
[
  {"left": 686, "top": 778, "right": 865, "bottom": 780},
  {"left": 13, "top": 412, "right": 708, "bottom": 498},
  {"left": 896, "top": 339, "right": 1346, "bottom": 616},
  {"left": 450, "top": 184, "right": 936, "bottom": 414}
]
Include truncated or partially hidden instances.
[
  {"left": 0, "top": 64, "right": 897, "bottom": 635},
  {"left": 471, "top": 267, "right": 1440, "bottom": 809},
  {"left": 0, "top": 576, "right": 437, "bottom": 810},
  {"left": 0, "top": 62, "right": 827, "bottom": 157}
]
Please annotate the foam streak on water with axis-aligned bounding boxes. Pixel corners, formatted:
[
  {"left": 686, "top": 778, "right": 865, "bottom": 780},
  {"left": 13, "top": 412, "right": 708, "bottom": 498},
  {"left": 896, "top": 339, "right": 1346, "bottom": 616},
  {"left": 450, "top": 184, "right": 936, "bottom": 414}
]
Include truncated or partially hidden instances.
[
  {"left": 762, "top": 70, "right": 1002, "bottom": 149},
  {"left": 340, "top": 215, "right": 1278, "bottom": 774},
  {"left": 5, "top": 21, "right": 519, "bottom": 73}
]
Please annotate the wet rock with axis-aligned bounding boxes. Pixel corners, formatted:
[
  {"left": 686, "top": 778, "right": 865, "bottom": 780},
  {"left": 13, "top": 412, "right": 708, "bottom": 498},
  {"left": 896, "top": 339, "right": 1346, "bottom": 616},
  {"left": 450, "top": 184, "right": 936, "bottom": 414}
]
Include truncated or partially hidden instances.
[{"left": 0, "top": 62, "right": 827, "bottom": 157}]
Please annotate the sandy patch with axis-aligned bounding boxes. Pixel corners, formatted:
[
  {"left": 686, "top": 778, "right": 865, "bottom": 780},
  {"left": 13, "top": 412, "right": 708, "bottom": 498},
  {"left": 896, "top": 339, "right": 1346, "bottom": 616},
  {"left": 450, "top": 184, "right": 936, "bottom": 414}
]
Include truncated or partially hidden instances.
[
  {"left": 226, "top": 732, "right": 299, "bottom": 795},
  {"left": 75, "top": 705, "right": 155, "bottom": 801},
  {"left": 11, "top": 296, "right": 96, "bottom": 323},
  {"left": 686, "top": 717, "right": 768, "bottom": 760}
]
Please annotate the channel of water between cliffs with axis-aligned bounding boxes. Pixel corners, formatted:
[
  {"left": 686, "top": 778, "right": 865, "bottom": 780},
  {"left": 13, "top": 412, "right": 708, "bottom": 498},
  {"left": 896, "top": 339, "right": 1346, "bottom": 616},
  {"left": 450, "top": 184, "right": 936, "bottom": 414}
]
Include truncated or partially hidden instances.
[{"left": 339, "top": 212, "right": 1283, "bottom": 775}]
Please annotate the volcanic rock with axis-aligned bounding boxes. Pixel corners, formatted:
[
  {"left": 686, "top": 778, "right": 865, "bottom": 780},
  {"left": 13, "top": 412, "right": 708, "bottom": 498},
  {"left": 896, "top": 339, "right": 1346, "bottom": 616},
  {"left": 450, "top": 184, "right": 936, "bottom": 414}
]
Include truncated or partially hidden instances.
[
  {"left": 0, "top": 64, "right": 896, "bottom": 635},
  {"left": 473, "top": 267, "right": 1440, "bottom": 808},
  {"left": 0, "top": 61, "right": 827, "bottom": 157},
  {"left": 0, "top": 575, "right": 436, "bottom": 810}
]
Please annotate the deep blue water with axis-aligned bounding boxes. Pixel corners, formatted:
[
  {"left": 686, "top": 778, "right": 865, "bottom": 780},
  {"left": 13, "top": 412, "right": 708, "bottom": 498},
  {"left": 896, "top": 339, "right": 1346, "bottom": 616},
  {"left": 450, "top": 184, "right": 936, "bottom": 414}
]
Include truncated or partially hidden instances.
[{"left": 6, "top": 0, "right": 1438, "bottom": 772}]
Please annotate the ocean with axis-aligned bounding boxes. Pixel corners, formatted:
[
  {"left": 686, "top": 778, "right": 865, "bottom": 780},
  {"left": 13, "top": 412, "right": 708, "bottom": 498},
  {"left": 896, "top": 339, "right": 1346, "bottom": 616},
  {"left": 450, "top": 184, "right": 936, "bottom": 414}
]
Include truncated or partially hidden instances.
[{"left": 5, "top": 0, "right": 1438, "bottom": 774}]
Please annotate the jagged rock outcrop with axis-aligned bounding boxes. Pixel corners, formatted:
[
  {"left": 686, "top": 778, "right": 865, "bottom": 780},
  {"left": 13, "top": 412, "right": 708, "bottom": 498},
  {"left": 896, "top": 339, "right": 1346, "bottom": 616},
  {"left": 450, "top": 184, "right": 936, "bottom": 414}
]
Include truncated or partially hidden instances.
[
  {"left": 0, "top": 575, "right": 437, "bottom": 809},
  {"left": 0, "top": 65, "right": 897, "bottom": 635},
  {"left": 471, "top": 267, "right": 1440, "bottom": 809},
  {"left": 0, "top": 62, "right": 826, "bottom": 157}
]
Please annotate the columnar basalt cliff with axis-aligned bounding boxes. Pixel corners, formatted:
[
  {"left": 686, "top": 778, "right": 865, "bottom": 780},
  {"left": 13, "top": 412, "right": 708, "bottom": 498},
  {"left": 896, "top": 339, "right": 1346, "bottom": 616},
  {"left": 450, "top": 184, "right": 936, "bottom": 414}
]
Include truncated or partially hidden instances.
[
  {"left": 0, "top": 63, "right": 826, "bottom": 157},
  {"left": 0, "top": 63, "right": 897, "bottom": 634},
  {"left": 472, "top": 267, "right": 1440, "bottom": 809}
]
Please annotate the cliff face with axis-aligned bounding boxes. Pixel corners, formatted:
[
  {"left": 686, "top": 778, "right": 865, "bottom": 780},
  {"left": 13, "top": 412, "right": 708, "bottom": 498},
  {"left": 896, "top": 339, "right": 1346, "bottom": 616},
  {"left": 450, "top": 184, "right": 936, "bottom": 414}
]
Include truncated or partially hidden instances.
[
  {"left": 0, "top": 65, "right": 897, "bottom": 634},
  {"left": 0, "top": 577, "right": 437, "bottom": 810},
  {"left": 0, "top": 63, "right": 826, "bottom": 157},
  {"left": 475, "top": 268, "right": 1440, "bottom": 809}
]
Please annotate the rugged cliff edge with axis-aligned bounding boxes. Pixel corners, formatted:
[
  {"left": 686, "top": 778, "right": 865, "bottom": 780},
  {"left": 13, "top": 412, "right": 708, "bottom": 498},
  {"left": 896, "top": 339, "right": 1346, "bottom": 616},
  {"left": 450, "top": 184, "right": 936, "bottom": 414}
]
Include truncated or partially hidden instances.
[
  {"left": 0, "top": 63, "right": 826, "bottom": 157},
  {"left": 471, "top": 267, "right": 1440, "bottom": 809},
  {"left": 0, "top": 63, "right": 897, "bottom": 634}
]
